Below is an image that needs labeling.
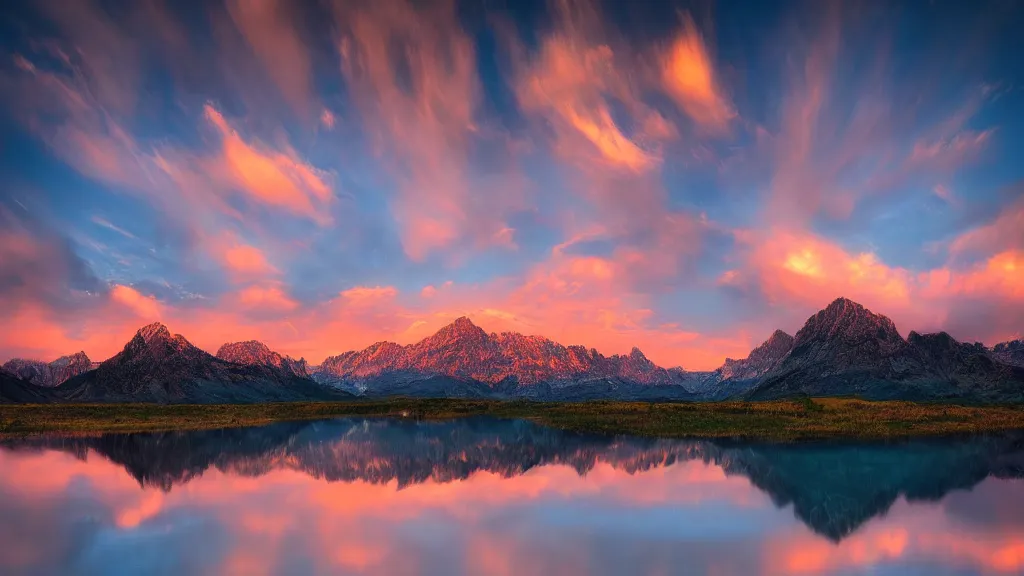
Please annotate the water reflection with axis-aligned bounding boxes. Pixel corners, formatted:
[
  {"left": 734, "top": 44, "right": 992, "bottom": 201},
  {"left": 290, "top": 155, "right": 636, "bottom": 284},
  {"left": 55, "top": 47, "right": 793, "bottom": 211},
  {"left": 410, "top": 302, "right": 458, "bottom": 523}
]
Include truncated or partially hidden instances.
[{"left": 1, "top": 418, "right": 1023, "bottom": 575}]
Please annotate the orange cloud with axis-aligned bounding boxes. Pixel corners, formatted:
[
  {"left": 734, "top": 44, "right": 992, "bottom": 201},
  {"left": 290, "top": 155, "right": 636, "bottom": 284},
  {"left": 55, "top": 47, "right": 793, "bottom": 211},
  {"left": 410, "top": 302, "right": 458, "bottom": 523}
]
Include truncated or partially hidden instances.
[
  {"left": 110, "top": 284, "right": 163, "bottom": 320},
  {"left": 565, "top": 103, "right": 658, "bottom": 172},
  {"left": 772, "top": 529, "right": 909, "bottom": 574},
  {"left": 661, "top": 13, "right": 736, "bottom": 133},
  {"left": 920, "top": 251, "right": 1024, "bottom": 301},
  {"left": 340, "top": 286, "right": 398, "bottom": 305},
  {"left": 222, "top": 243, "right": 277, "bottom": 276},
  {"left": 730, "top": 228, "right": 1024, "bottom": 345},
  {"left": 761, "top": 498, "right": 1024, "bottom": 576},
  {"left": 513, "top": 12, "right": 662, "bottom": 173},
  {"left": 738, "top": 231, "right": 915, "bottom": 320},
  {"left": 235, "top": 286, "right": 299, "bottom": 313},
  {"left": 204, "top": 105, "right": 333, "bottom": 224},
  {"left": 506, "top": 2, "right": 714, "bottom": 292}
]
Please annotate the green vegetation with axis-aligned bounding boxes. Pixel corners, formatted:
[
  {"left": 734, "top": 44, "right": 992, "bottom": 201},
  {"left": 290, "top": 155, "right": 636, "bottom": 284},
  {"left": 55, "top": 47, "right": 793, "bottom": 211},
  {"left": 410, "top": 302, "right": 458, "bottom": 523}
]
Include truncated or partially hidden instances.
[{"left": 2, "top": 398, "right": 1024, "bottom": 441}]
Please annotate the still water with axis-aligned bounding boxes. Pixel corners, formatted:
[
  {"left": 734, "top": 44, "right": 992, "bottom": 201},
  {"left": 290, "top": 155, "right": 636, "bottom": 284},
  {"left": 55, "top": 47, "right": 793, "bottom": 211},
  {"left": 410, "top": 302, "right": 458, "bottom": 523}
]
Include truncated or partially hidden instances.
[{"left": 1, "top": 418, "right": 1023, "bottom": 576}]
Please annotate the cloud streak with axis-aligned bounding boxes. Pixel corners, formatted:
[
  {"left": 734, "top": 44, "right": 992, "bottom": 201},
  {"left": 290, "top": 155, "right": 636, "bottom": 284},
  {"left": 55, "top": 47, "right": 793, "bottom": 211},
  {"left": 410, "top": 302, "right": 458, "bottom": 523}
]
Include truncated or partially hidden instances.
[{"left": 0, "top": 0, "right": 1021, "bottom": 368}]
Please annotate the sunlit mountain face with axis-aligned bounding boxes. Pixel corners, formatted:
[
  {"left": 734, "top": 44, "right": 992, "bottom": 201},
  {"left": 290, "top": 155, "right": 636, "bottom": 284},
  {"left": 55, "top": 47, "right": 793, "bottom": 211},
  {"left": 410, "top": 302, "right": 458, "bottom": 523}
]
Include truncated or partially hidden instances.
[
  {"left": 1, "top": 0, "right": 1022, "bottom": 371},
  {"left": 3, "top": 419, "right": 1024, "bottom": 575}
]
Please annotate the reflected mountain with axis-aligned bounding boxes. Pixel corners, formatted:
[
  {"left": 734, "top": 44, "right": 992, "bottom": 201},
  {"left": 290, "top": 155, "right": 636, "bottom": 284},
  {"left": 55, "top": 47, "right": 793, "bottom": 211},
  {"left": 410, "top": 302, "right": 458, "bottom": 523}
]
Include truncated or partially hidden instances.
[{"left": 4, "top": 419, "right": 1023, "bottom": 541}]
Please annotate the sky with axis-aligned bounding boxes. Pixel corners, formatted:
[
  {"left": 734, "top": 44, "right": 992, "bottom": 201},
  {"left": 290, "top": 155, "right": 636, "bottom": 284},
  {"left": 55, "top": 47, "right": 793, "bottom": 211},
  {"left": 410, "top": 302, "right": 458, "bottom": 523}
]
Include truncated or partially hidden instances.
[{"left": 0, "top": 0, "right": 1022, "bottom": 370}]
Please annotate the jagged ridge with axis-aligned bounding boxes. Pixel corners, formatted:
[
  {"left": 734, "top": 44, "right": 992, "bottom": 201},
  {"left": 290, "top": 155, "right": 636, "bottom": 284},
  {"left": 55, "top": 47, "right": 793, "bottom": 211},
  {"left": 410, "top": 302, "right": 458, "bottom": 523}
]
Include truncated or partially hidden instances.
[
  {"left": 57, "top": 323, "right": 346, "bottom": 404},
  {"left": 316, "top": 316, "right": 692, "bottom": 389},
  {"left": 992, "top": 339, "right": 1024, "bottom": 368},
  {"left": 2, "top": 352, "right": 91, "bottom": 387},
  {"left": 216, "top": 340, "right": 309, "bottom": 378}
]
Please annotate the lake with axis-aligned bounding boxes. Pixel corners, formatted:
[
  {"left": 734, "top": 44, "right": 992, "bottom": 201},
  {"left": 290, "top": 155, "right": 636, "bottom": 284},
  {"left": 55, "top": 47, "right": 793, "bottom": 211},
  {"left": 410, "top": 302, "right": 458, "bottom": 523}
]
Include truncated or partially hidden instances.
[{"left": 1, "top": 417, "right": 1022, "bottom": 575}]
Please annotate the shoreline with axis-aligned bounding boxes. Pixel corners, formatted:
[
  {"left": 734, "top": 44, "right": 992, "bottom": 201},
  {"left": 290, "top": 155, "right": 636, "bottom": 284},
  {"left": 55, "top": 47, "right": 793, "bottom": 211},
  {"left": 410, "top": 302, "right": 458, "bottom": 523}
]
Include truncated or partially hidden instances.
[{"left": 3, "top": 398, "right": 1024, "bottom": 441}]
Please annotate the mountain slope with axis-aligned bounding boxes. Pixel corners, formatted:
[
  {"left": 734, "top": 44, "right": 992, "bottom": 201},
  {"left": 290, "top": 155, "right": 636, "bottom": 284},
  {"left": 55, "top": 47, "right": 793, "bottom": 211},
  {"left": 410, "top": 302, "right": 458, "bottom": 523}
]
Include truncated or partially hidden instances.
[
  {"left": 905, "top": 331, "right": 1024, "bottom": 400},
  {"left": 748, "top": 298, "right": 917, "bottom": 399},
  {"left": 721, "top": 330, "right": 795, "bottom": 381},
  {"left": 992, "top": 340, "right": 1024, "bottom": 368},
  {"left": 693, "top": 330, "right": 796, "bottom": 399},
  {"left": 0, "top": 368, "right": 54, "bottom": 403},
  {"left": 2, "top": 352, "right": 91, "bottom": 387},
  {"left": 58, "top": 323, "right": 347, "bottom": 404},
  {"left": 748, "top": 298, "right": 1024, "bottom": 401}
]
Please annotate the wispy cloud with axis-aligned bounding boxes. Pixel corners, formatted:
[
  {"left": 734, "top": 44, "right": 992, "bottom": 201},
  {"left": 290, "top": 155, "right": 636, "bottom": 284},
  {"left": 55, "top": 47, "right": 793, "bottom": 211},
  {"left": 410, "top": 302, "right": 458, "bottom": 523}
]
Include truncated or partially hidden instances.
[
  {"left": 90, "top": 216, "right": 137, "bottom": 240},
  {"left": 1, "top": 0, "right": 1021, "bottom": 367}
]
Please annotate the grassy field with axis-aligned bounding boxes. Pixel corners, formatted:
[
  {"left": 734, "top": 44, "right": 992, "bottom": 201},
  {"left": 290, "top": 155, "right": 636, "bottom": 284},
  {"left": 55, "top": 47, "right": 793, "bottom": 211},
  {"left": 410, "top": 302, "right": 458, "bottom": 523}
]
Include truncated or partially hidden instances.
[{"left": 2, "top": 397, "right": 1024, "bottom": 440}]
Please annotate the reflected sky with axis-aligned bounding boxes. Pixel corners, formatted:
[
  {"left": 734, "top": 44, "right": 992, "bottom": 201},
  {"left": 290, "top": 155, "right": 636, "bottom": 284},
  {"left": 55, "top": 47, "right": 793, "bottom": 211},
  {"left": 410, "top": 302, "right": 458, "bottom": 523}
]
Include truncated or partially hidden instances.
[{"left": 1, "top": 418, "right": 1023, "bottom": 576}]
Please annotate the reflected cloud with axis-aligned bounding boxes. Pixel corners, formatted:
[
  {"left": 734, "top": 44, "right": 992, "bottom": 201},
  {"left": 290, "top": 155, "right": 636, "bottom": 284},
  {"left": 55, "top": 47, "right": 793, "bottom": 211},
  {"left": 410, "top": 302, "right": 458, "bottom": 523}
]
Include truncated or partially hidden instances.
[{"left": 2, "top": 420, "right": 1024, "bottom": 575}]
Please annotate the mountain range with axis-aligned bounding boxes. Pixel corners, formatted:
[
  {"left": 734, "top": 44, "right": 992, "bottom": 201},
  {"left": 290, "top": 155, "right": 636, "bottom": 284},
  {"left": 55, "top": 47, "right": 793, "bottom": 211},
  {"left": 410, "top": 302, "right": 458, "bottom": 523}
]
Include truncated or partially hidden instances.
[
  {"left": 1, "top": 297, "right": 1022, "bottom": 404},
  {"left": 55, "top": 323, "right": 347, "bottom": 404}
]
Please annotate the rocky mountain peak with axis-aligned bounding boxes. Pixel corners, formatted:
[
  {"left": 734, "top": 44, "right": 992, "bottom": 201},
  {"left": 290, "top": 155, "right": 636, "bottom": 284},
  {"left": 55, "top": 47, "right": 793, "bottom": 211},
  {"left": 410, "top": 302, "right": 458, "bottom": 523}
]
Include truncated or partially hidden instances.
[
  {"left": 825, "top": 296, "right": 858, "bottom": 310},
  {"left": 48, "top": 352, "right": 92, "bottom": 386},
  {"left": 450, "top": 316, "right": 484, "bottom": 335},
  {"left": 123, "top": 323, "right": 198, "bottom": 361},
  {"left": 990, "top": 339, "right": 1024, "bottom": 368},
  {"left": 907, "top": 331, "right": 978, "bottom": 356},
  {"left": 216, "top": 340, "right": 309, "bottom": 378},
  {"left": 217, "top": 340, "right": 272, "bottom": 358},
  {"left": 2, "top": 358, "right": 48, "bottom": 385},
  {"left": 908, "top": 331, "right": 954, "bottom": 345},
  {"left": 136, "top": 322, "right": 172, "bottom": 344},
  {"left": 423, "top": 317, "right": 490, "bottom": 347},
  {"left": 993, "top": 339, "right": 1023, "bottom": 353},
  {"left": 622, "top": 347, "right": 655, "bottom": 370},
  {"left": 364, "top": 341, "right": 404, "bottom": 356},
  {"left": 794, "top": 297, "right": 903, "bottom": 352},
  {"left": 51, "top": 351, "right": 90, "bottom": 367}
]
